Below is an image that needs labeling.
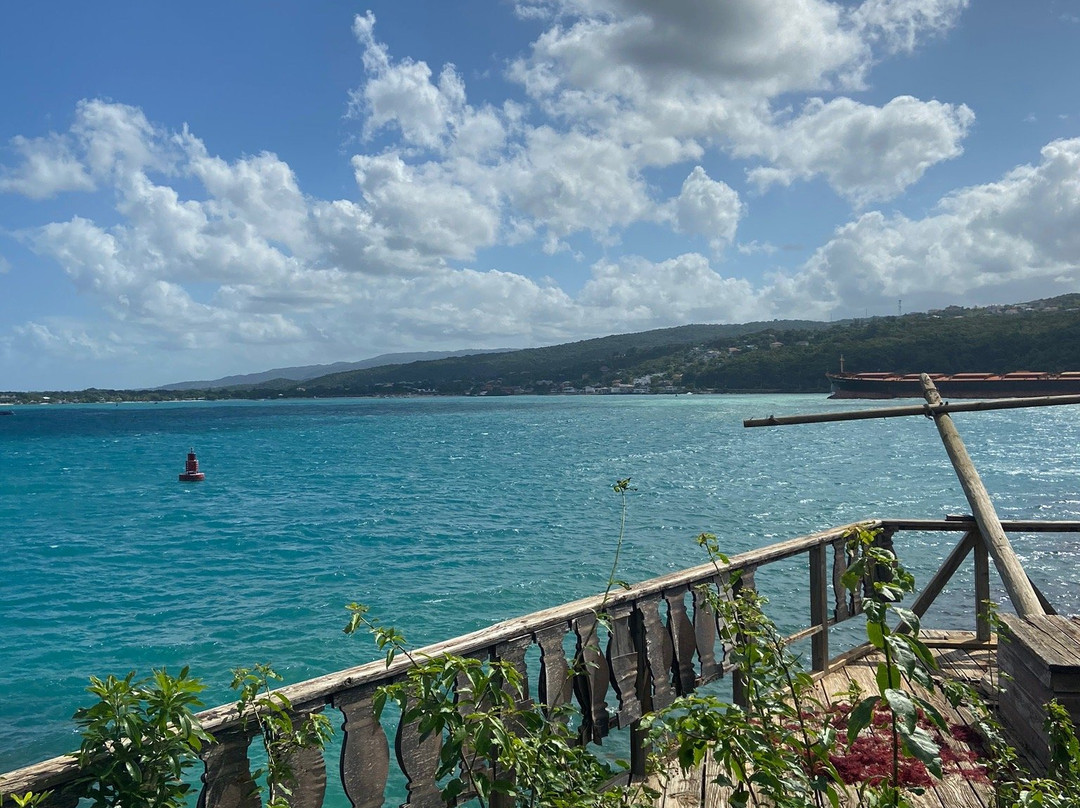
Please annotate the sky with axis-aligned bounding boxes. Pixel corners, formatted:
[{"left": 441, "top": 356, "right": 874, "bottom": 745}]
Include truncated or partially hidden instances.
[{"left": 2, "top": 1, "right": 1080, "bottom": 391}]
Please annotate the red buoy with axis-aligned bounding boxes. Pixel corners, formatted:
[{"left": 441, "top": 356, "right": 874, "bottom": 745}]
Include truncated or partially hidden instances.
[{"left": 179, "top": 448, "right": 206, "bottom": 482}]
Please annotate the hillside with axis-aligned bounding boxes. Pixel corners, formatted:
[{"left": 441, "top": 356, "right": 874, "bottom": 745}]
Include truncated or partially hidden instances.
[
  {"left": 246, "top": 320, "right": 831, "bottom": 395},
  {"left": 250, "top": 298, "right": 1080, "bottom": 397},
  {"left": 158, "top": 349, "right": 507, "bottom": 390},
  {"left": 7, "top": 295, "right": 1080, "bottom": 402}
]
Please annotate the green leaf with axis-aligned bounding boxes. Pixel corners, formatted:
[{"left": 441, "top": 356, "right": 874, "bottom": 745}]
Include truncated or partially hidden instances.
[
  {"left": 847, "top": 695, "right": 880, "bottom": 743},
  {"left": 866, "top": 620, "right": 886, "bottom": 650},
  {"left": 901, "top": 725, "right": 943, "bottom": 779},
  {"left": 875, "top": 661, "right": 900, "bottom": 693},
  {"left": 884, "top": 688, "right": 918, "bottom": 733}
]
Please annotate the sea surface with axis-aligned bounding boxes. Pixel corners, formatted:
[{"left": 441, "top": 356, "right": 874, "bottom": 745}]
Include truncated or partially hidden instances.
[{"left": 2, "top": 394, "right": 1080, "bottom": 775}]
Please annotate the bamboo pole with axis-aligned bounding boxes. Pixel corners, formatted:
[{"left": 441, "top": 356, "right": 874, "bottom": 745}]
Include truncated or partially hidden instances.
[
  {"left": 743, "top": 393, "right": 1080, "bottom": 428},
  {"left": 919, "top": 374, "right": 1043, "bottom": 617}
]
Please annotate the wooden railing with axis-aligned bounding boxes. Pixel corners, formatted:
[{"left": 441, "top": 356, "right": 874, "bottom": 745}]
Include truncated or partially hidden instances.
[{"left": 4, "top": 517, "right": 1078, "bottom": 808}]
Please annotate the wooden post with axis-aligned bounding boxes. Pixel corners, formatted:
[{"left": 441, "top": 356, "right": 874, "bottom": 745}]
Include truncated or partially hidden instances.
[
  {"left": 809, "top": 544, "right": 829, "bottom": 672},
  {"left": 920, "top": 374, "right": 1043, "bottom": 617},
  {"left": 974, "top": 534, "right": 991, "bottom": 641}
]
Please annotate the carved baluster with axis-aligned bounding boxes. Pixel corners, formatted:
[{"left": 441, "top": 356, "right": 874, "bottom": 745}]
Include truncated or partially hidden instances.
[
  {"left": 845, "top": 540, "right": 864, "bottom": 616},
  {"left": 276, "top": 704, "right": 328, "bottom": 808},
  {"left": 832, "top": 538, "right": 851, "bottom": 621},
  {"left": 693, "top": 580, "right": 721, "bottom": 684},
  {"left": 637, "top": 595, "right": 675, "bottom": 710},
  {"left": 396, "top": 705, "right": 442, "bottom": 808},
  {"left": 572, "top": 612, "right": 610, "bottom": 743},
  {"left": 605, "top": 602, "right": 642, "bottom": 727},
  {"left": 332, "top": 686, "right": 389, "bottom": 808},
  {"left": 197, "top": 726, "right": 260, "bottom": 808},
  {"left": 453, "top": 654, "right": 490, "bottom": 804},
  {"left": 494, "top": 636, "right": 533, "bottom": 711},
  {"left": 664, "top": 588, "right": 697, "bottom": 695},
  {"left": 730, "top": 567, "right": 757, "bottom": 707},
  {"left": 534, "top": 623, "right": 572, "bottom": 716}
]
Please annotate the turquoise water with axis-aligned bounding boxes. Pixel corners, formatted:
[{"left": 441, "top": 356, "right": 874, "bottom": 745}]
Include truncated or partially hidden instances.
[{"left": 2, "top": 394, "right": 1079, "bottom": 773}]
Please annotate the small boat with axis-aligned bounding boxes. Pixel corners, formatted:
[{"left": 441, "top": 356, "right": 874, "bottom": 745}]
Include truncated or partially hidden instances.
[{"left": 178, "top": 449, "right": 206, "bottom": 482}]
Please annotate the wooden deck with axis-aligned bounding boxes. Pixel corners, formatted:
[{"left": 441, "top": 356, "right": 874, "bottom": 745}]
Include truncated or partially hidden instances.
[{"left": 650, "top": 632, "right": 998, "bottom": 808}]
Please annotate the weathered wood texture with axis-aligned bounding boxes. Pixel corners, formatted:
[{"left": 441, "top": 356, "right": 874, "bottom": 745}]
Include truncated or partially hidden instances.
[
  {"left": 743, "top": 392, "right": 1080, "bottom": 428},
  {"left": 997, "top": 614, "right": 1080, "bottom": 769},
  {"left": 4, "top": 518, "right": 1075, "bottom": 808},
  {"left": 651, "top": 637, "right": 996, "bottom": 808},
  {"left": 919, "top": 375, "right": 1044, "bottom": 617}
]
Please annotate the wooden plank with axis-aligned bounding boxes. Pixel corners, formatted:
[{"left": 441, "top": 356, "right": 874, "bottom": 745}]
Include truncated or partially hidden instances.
[
  {"left": 881, "top": 518, "right": 1080, "bottom": 532},
  {"left": 919, "top": 376, "right": 1043, "bottom": 618},
  {"left": 1002, "top": 615, "right": 1080, "bottom": 671},
  {"left": 743, "top": 393, "right": 1080, "bottom": 428},
  {"left": 1044, "top": 615, "right": 1080, "bottom": 655},
  {"left": 649, "top": 756, "right": 704, "bottom": 808}
]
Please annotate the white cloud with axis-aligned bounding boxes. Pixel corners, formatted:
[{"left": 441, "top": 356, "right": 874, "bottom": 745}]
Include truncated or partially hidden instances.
[
  {"left": 579, "top": 253, "right": 767, "bottom": 328},
  {"left": 0, "top": 133, "right": 96, "bottom": 199},
  {"left": 499, "top": 127, "right": 653, "bottom": 249},
  {"left": 511, "top": 0, "right": 868, "bottom": 100},
  {"left": 668, "top": 166, "right": 743, "bottom": 250},
  {"left": 351, "top": 153, "right": 500, "bottom": 261},
  {"left": 852, "top": 0, "right": 970, "bottom": 55},
  {"left": 746, "top": 96, "right": 974, "bottom": 205},
  {"left": 789, "top": 138, "right": 1080, "bottom": 312}
]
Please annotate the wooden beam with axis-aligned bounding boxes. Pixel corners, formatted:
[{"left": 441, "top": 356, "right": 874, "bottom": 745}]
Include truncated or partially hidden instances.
[
  {"left": 880, "top": 517, "right": 1080, "bottom": 532},
  {"left": 919, "top": 374, "right": 1044, "bottom": 618},
  {"left": 903, "top": 530, "right": 977, "bottom": 628},
  {"left": 743, "top": 392, "right": 1080, "bottom": 428}
]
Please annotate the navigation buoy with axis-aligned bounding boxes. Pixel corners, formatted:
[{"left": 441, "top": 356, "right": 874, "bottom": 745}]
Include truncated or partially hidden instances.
[{"left": 178, "top": 448, "right": 206, "bottom": 482}]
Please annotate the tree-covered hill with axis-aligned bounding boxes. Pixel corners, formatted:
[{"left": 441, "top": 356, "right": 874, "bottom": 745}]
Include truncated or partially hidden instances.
[
  {"left": 271, "top": 302, "right": 1080, "bottom": 396},
  {"left": 6, "top": 296, "right": 1080, "bottom": 401}
]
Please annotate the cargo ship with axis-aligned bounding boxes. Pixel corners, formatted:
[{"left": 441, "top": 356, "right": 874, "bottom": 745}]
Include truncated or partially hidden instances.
[{"left": 826, "top": 370, "right": 1080, "bottom": 399}]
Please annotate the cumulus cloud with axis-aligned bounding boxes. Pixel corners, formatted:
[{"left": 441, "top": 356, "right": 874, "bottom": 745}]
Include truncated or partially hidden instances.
[
  {"left": 787, "top": 138, "right": 1080, "bottom": 313},
  {"left": 0, "top": 133, "right": 96, "bottom": 199},
  {"left": 852, "top": 0, "right": 970, "bottom": 55},
  {"left": 746, "top": 96, "right": 975, "bottom": 205},
  {"left": 668, "top": 167, "right": 743, "bottom": 250},
  {"left": 579, "top": 253, "right": 767, "bottom": 328}
]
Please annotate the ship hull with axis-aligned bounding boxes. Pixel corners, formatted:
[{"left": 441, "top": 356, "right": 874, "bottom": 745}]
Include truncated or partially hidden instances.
[{"left": 826, "top": 372, "right": 1080, "bottom": 399}]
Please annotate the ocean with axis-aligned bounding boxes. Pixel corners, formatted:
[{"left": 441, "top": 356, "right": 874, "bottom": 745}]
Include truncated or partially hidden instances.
[{"left": 2, "top": 394, "right": 1079, "bottom": 774}]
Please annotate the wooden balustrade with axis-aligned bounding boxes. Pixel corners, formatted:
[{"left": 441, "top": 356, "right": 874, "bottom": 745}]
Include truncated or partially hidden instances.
[{"left": 5, "top": 517, "right": 1080, "bottom": 808}]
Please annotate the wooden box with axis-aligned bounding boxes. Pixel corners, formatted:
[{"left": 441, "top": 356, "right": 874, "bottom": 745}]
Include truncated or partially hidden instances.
[{"left": 997, "top": 614, "right": 1080, "bottom": 768}]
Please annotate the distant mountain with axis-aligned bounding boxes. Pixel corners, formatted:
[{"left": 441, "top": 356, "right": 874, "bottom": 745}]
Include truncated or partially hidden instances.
[
  {"left": 158, "top": 350, "right": 508, "bottom": 390},
  {"left": 248, "top": 320, "right": 833, "bottom": 395}
]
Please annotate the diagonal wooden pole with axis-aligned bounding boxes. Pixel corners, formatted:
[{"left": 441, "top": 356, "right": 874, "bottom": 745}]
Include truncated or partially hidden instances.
[{"left": 918, "top": 374, "right": 1044, "bottom": 617}]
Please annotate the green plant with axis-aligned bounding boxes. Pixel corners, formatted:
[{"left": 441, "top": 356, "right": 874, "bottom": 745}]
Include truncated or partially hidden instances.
[
  {"left": 344, "top": 603, "right": 654, "bottom": 808},
  {"left": 230, "top": 663, "right": 334, "bottom": 808},
  {"left": 3, "top": 793, "right": 50, "bottom": 808},
  {"left": 645, "top": 533, "right": 842, "bottom": 808},
  {"left": 71, "top": 667, "right": 211, "bottom": 808},
  {"left": 339, "top": 479, "right": 654, "bottom": 807},
  {"left": 839, "top": 526, "right": 957, "bottom": 807}
]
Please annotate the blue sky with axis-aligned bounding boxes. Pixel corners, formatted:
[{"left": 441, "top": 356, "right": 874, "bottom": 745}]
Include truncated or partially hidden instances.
[{"left": 2, "top": 1, "right": 1079, "bottom": 390}]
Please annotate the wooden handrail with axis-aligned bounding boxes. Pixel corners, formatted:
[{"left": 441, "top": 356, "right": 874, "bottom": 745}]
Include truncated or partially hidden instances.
[{"left": 3, "top": 516, "right": 1058, "bottom": 808}]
